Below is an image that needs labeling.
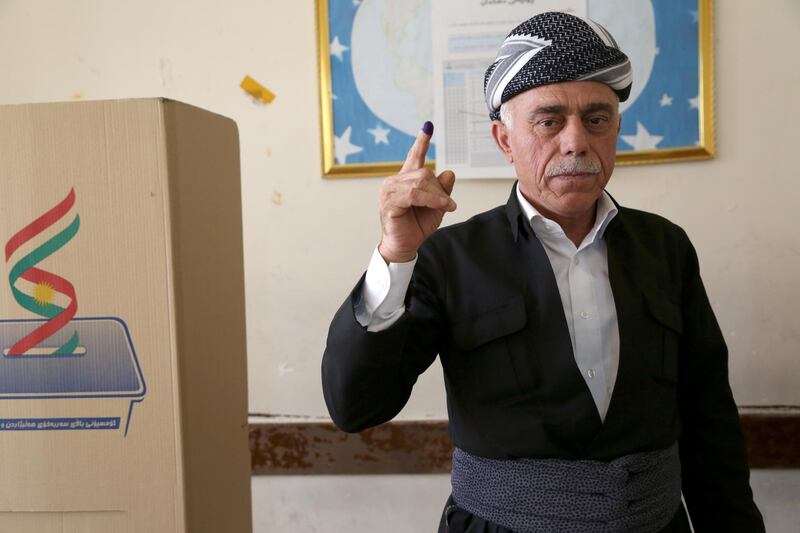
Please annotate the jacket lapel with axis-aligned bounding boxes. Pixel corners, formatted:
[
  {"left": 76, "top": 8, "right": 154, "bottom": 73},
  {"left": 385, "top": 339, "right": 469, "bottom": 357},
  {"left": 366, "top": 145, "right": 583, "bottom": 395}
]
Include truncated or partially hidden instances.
[
  {"left": 506, "top": 186, "right": 603, "bottom": 449},
  {"left": 593, "top": 206, "right": 658, "bottom": 447}
]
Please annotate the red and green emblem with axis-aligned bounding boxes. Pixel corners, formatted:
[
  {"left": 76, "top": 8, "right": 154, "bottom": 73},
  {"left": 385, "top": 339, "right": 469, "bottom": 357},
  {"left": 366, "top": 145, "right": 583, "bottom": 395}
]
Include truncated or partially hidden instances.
[{"left": 4, "top": 189, "right": 80, "bottom": 356}]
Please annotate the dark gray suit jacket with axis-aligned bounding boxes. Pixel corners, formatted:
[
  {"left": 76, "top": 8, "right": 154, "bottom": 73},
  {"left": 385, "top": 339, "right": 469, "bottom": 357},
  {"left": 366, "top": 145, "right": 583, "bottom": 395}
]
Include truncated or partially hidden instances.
[{"left": 322, "top": 185, "right": 764, "bottom": 531}]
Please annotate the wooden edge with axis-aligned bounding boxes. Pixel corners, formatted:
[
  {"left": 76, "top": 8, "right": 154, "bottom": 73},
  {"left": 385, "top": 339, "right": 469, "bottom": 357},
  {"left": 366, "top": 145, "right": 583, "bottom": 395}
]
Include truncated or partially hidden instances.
[
  {"left": 249, "top": 409, "right": 799, "bottom": 475},
  {"left": 739, "top": 409, "right": 800, "bottom": 469}
]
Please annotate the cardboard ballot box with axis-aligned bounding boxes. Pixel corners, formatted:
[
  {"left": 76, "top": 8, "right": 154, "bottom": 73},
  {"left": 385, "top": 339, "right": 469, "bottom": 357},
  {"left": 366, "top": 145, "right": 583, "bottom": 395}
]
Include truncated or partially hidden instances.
[{"left": 0, "top": 99, "right": 252, "bottom": 533}]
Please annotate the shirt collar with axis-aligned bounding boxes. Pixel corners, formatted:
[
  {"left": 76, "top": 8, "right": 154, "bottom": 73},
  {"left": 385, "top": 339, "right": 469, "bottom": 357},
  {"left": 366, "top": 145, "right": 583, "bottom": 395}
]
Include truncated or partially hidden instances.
[{"left": 515, "top": 183, "right": 618, "bottom": 246}]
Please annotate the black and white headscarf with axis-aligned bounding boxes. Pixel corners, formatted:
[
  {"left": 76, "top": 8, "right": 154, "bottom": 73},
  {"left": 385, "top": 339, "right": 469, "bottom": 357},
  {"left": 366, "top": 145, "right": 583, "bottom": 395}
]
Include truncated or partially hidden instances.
[{"left": 484, "top": 12, "right": 632, "bottom": 120}]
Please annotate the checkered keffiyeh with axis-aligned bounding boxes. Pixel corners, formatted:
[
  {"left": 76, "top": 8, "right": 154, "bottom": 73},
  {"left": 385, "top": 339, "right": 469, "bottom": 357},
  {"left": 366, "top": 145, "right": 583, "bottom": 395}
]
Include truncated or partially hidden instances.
[{"left": 484, "top": 11, "right": 632, "bottom": 120}]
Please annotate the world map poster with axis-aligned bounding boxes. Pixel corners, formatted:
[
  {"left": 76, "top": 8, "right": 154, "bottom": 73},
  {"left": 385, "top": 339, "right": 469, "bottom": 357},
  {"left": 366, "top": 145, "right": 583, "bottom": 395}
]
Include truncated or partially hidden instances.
[{"left": 319, "top": 0, "right": 713, "bottom": 178}]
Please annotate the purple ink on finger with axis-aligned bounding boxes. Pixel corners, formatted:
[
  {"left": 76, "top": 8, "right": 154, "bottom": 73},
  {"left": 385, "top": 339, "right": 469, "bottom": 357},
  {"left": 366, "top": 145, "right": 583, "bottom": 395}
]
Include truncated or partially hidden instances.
[{"left": 422, "top": 121, "right": 434, "bottom": 136}]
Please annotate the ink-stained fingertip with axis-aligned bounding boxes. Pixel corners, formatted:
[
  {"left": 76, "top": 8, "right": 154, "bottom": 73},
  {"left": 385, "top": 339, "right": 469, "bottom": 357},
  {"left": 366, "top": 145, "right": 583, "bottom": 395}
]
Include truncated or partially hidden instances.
[{"left": 422, "top": 121, "right": 434, "bottom": 136}]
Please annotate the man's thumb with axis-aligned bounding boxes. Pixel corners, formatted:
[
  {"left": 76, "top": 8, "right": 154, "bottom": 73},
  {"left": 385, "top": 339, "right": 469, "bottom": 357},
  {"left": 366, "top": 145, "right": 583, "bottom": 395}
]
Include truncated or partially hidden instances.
[{"left": 438, "top": 170, "right": 456, "bottom": 196}]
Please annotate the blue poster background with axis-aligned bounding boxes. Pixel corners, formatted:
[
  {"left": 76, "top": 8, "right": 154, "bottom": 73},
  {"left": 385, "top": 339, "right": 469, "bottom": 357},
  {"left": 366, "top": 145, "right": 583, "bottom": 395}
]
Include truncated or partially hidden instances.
[{"left": 326, "top": 0, "right": 701, "bottom": 165}]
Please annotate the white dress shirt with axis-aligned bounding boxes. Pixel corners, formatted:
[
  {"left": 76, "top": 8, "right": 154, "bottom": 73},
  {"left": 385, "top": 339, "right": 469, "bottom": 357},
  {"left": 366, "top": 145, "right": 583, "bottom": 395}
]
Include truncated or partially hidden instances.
[{"left": 356, "top": 187, "right": 621, "bottom": 420}]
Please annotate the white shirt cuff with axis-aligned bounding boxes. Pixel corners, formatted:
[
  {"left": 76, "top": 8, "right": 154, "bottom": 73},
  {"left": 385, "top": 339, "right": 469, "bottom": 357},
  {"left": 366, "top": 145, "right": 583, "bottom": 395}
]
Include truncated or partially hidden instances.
[{"left": 355, "top": 246, "right": 417, "bottom": 332}]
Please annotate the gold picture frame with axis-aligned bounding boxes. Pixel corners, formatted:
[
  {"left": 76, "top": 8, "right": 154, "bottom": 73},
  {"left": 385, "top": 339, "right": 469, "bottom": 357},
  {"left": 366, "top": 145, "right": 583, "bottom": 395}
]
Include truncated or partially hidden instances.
[{"left": 317, "top": 0, "right": 714, "bottom": 178}]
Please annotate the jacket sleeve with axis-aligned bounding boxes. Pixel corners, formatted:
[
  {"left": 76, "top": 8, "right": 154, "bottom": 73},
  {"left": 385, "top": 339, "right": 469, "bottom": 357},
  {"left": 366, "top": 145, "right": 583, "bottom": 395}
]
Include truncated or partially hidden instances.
[
  {"left": 677, "top": 235, "right": 765, "bottom": 531},
  {"left": 321, "top": 250, "right": 445, "bottom": 433}
]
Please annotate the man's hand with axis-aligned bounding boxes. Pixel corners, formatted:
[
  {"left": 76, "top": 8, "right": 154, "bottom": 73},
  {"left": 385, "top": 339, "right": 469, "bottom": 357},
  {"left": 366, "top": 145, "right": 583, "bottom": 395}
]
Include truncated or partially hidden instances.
[{"left": 378, "top": 122, "right": 457, "bottom": 264}]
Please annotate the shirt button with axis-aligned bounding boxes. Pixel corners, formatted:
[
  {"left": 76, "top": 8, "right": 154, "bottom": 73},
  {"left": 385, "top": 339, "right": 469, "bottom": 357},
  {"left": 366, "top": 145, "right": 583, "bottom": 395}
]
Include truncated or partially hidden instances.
[
  {"left": 587, "top": 369, "right": 596, "bottom": 379},
  {"left": 580, "top": 311, "right": 589, "bottom": 319}
]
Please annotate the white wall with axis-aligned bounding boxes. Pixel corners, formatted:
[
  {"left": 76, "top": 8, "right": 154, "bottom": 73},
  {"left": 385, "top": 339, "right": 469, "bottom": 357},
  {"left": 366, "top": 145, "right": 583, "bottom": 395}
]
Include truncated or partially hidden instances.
[
  {"left": 2, "top": 0, "right": 798, "bottom": 531},
  {"left": 250, "top": 471, "right": 800, "bottom": 533}
]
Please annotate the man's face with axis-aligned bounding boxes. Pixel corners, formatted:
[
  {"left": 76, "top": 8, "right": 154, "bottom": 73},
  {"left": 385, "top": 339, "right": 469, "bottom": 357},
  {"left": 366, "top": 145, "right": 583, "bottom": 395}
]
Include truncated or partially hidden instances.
[{"left": 492, "top": 81, "right": 620, "bottom": 222}]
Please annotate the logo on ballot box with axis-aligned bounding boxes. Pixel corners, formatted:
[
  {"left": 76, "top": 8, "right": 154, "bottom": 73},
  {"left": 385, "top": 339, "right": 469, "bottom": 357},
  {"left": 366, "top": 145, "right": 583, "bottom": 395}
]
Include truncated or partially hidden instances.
[{"left": 0, "top": 189, "right": 146, "bottom": 436}]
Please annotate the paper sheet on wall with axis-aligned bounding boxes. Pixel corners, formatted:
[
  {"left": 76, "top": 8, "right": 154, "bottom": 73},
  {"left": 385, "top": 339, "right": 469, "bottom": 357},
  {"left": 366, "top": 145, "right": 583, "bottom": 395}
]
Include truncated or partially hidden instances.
[{"left": 432, "top": 1, "right": 586, "bottom": 179}]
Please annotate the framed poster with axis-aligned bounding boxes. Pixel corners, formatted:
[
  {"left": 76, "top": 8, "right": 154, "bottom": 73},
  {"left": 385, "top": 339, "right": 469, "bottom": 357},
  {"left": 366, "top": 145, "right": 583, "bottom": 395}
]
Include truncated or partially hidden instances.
[{"left": 317, "top": 0, "right": 714, "bottom": 178}]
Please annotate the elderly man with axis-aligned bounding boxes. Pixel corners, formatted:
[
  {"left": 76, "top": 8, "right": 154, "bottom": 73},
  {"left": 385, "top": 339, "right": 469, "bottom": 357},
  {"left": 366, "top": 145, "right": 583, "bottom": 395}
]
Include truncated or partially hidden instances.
[{"left": 322, "top": 12, "right": 764, "bottom": 533}]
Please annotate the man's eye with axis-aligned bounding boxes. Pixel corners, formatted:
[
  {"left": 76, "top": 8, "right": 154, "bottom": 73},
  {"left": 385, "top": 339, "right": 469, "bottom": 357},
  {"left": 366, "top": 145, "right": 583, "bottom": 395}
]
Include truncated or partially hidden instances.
[
  {"left": 587, "top": 116, "right": 608, "bottom": 125},
  {"left": 539, "top": 119, "right": 558, "bottom": 127}
]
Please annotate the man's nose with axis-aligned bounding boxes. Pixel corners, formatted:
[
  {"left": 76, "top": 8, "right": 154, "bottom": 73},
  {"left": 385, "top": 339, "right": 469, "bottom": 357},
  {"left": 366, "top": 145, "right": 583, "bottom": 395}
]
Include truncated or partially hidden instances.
[{"left": 558, "top": 118, "right": 589, "bottom": 156}]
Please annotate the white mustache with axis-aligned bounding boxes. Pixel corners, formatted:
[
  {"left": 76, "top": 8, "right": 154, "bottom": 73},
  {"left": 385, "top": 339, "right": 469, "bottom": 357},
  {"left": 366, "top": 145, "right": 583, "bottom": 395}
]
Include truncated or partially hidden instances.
[{"left": 545, "top": 159, "right": 601, "bottom": 178}]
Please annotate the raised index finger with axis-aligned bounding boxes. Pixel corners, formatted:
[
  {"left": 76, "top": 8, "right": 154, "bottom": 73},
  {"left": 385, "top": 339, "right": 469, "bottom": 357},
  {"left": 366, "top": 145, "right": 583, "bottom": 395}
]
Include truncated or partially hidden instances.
[{"left": 400, "top": 121, "right": 434, "bottom": 173}]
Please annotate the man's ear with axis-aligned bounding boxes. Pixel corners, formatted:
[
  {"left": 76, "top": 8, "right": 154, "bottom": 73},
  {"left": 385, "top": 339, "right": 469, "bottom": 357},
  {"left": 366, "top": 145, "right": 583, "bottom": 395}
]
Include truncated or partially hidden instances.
[
  {"left": 491, "top": 120, "right": 514, "bottom": 164},
  {"left": 617, "top": 114, "right": 622, "bottom": 135}
]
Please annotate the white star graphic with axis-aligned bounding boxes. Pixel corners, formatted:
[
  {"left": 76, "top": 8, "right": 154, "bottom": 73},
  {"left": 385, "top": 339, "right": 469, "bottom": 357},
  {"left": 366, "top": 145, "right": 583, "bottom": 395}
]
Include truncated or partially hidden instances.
[
  {"left": 367, "top": 124, "right": 391, "bottom": 145},
  {"left": 689, "top": 10, "right": 699, "bottom": 24},
  {"left": 330, "top": 36, "right": 349, "bottom": 62},
  {"left": 353, "top": 0, "right": 361, "bottom": 5},
  {"left": 621, "top": 122, "right": 664, "bottom": 150},
  {"left": 659, "top": 93, "right": 673, "bottom": 107},
  {"left": 689, "top": 96, "right": 699, "bottom": 109},
  {"left": 334, "top": 126, "right": 363, "bottom": 164}
]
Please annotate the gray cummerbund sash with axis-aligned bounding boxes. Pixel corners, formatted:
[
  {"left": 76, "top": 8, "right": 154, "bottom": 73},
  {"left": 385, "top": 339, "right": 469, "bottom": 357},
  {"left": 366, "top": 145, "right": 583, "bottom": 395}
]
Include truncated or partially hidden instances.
[{"left": 451, "top": 443, "right": 681, "bottom": 533}]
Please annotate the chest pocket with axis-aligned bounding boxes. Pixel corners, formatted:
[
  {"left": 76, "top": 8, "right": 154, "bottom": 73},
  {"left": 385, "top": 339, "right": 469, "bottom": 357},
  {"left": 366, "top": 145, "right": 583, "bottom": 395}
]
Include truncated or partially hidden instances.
[
  {"left": 643, "top": 288, "right": 683, "bottom": 385},
  {"left": 451, "top": 296, "right": 527, "bottom": 351},
  {"left": 447, "top": 296, "right": 528, "bottom": 402}
]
